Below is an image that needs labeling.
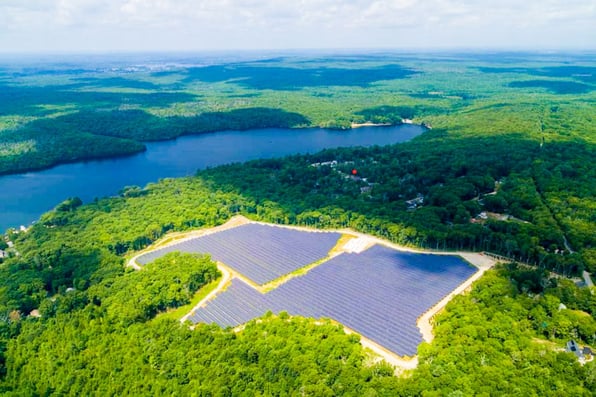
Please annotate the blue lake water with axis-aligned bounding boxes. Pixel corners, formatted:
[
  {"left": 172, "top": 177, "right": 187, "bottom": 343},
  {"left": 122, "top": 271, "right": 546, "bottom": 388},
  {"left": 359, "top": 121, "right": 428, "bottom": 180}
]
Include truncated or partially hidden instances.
[{"left": 0, "top": 124, "right": 424, "bottom": 231}]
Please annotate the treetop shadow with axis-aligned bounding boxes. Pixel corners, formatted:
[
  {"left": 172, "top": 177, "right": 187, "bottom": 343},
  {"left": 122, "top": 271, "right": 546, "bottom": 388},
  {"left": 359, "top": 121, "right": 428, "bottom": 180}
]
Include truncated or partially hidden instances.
[
  {"left": 508, "top": 80, "right": 593, "bottom": 95},
  {"left": 0, "top": 83, "right": 199, "bottom": 116},
  {"left": 179, "top": 64, "right": 418, "bottom": 90},
  {"left": 478, "top": 65, "right": 596, "bottom": 85},
  {"left": 71, "top": 77, "right": 163, "bottom": 91}
]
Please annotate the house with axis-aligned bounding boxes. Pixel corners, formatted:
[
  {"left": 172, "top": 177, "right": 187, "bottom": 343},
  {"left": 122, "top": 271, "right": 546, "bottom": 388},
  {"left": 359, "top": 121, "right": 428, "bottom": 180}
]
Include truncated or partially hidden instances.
[
  {"left": 310, "top": 160, "right": 338, "bottom": 168},
  {"left": 582, "top": 271, "right": 594, "bottom": 291},
  {"left": 29, "top": 309, "right": 41, "bottom": 318},
  {"left": 566, "top": 340, "right": 584, "bottom": 359},
  {"left": 406, "top": 194, "right": 425, "bottom": 210}
]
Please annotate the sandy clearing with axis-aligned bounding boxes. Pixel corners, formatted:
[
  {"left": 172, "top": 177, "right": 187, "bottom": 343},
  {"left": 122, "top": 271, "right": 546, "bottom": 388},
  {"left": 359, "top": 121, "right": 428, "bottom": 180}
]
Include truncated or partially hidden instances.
[
  {"left": 341, "top": 323, "right": 419, "bottom": 373},
  {"left": 342, "top": 235, "right": 375, "bottom": 253},
  {"left": 351, "top": 122, "right": 392, "bottom": 128}
]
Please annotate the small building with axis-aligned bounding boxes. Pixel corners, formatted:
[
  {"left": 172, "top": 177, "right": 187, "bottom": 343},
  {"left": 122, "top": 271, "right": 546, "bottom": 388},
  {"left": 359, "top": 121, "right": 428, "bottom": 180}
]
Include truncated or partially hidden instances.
[
  {"left": 310, "top": 160, "right": 338, "bottom": 168},
  {"left": 0, "top": 250, "right": 6, "bottom": 259},
  {"left": 582, "top": 271, "right": 594, "bottom": 291},
  {"left": 406, "top": 194, "right": 425, "bottom": 210},
  {"left": 29, "top": 309, "right": 41, "bottom": 318},
  {"left": 567, "top": 340, "right": 584, "bottom": 359}
]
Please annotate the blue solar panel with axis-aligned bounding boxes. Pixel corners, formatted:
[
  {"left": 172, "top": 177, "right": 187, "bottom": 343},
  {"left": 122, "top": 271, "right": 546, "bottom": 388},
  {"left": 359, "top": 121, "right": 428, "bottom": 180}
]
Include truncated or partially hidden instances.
[
  {"left": 137, "top": 223, "right": 341, "bottom": 284},
  {"left": 188, "top": 245, "right": 476, "bottom": 357}
]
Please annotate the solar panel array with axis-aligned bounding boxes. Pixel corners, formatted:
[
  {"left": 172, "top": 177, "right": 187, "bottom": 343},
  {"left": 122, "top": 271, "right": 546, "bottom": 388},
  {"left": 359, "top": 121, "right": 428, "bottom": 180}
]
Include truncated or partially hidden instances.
[
  {"left": 136, "top": 223, "right": 341, "bottom": 285},
  {"left": 189, "top": 245, "right": 476, "bottom": 357}
]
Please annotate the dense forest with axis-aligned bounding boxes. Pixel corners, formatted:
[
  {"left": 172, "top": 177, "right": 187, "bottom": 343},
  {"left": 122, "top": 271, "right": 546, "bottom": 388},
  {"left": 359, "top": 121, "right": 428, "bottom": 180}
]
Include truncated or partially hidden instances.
[
  {"left": 1, "top": 248, "right": 595, "bottom": 394},
  {"left": 0, "top": 52, "right": 594, "bottom": 394}
]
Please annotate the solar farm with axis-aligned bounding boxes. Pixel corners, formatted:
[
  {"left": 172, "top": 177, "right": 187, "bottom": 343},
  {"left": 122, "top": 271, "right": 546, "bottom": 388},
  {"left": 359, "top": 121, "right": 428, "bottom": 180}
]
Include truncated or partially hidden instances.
[
  {"left": 136, "top": 223, "right": 342, "bottom": 284},
  {"left": 138, "top": 221, "right": 477, "bottom": 357}
]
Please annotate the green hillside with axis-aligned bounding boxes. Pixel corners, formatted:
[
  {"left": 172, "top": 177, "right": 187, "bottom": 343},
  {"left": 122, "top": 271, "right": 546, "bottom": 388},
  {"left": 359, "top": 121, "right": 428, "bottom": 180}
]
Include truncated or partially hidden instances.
[{"left": 0, "top": 52, "right": 594, "bottom": 395}]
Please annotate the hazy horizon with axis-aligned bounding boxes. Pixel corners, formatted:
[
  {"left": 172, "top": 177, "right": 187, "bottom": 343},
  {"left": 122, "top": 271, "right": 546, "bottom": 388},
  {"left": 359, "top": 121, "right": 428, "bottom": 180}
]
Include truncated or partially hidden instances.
[
  {"left": 1, "top": 1, "right": 594, "bottom": 53},
  {"left": 1, "top": 48, "right": 595, "bottom": 56}
]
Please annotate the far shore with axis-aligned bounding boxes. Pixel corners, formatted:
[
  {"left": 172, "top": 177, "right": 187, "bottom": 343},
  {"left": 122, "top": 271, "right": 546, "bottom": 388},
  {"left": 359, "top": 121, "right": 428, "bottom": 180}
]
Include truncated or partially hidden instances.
[
  {"left": 350, "top": 122, "right": 393, "bottom": 128},
  {"left": 351, "top": 119, "right": 416, "bottom": 128},
  {"left": 0, "top": 122, "right": 423, "bottom": 180}
]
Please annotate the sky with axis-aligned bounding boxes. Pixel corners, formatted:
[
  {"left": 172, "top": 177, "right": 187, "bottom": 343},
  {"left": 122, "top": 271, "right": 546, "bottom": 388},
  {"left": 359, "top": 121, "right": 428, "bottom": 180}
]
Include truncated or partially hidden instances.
[{"left": 0, "top": 0, "right": 594, "bottom": 53}]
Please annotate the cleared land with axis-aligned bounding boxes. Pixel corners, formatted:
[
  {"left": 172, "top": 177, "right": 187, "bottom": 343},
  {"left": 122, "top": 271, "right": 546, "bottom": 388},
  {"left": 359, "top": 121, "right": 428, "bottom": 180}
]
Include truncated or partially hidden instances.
[
  {"left": 188, "top": 245, "right": 475, "bottom": 357},
  {"left": 133, "top": 218, "right": 484, "bottom": 359},
  {"left": 136, "top": 222, "right": 341, "bottom": 285}
]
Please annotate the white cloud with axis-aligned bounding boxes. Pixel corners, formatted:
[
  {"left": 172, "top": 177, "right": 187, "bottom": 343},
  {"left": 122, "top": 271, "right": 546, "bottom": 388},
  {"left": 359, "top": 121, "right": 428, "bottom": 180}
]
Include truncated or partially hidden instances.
[{"left": 0, "top": 0, "right": 593, "bottom": 51}]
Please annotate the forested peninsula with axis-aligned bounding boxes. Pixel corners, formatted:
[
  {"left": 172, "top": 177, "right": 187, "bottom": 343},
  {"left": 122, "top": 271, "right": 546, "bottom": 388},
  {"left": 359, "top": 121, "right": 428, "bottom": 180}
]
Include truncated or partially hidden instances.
[{"left": 0, "top": 52, "right": 595, "bottom": 395}]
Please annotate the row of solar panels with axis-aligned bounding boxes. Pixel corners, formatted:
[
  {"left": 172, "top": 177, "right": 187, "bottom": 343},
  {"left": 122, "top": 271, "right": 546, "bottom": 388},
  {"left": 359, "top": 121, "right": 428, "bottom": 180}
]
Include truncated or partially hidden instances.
[
  {"left": 188, "top": 245, "right": 475, "bottom": 356},
  {"left": 137, "top": 223, "right": 342, "bottom": 284}
]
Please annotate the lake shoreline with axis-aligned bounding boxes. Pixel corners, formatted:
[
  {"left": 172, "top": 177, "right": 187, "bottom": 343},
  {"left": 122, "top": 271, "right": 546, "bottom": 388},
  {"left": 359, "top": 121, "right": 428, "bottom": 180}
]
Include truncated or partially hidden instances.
[
  {"left": 0, "top": 122, "right": 426, "bottom": 178},
  {"left": 0, "top": 123, "right": 426, "bottom": 231},
  {"left": 0, "top": 145, "right": 148, "bottom": 178},
  {"left": 350, "top": 122, "right": 393, "bottom": 128}
]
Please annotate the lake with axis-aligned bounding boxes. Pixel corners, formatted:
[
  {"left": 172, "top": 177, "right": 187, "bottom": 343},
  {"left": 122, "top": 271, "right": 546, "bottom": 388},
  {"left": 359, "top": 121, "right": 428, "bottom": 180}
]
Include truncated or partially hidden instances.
[{"left": 0, "top": 124, "right": 424, "bottom": 231}]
